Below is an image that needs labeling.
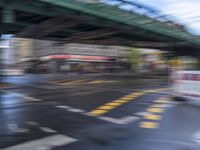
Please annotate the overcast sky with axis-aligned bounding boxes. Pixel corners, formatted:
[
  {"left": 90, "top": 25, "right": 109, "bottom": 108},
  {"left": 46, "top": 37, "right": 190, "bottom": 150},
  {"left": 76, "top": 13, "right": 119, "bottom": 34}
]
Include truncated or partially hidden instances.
[
  {"left": 101, "top": 0, "right": 200, "bottom": 35},
  {"left": 134, "top": 0, "right": 200, "bottom": 35}
]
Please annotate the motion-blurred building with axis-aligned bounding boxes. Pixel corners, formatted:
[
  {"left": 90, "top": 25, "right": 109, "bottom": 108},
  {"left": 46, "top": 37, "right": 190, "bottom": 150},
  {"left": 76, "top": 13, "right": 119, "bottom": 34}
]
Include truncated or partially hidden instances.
[{"left": 4, "top": 37, "right": 166, "bottom": 73}]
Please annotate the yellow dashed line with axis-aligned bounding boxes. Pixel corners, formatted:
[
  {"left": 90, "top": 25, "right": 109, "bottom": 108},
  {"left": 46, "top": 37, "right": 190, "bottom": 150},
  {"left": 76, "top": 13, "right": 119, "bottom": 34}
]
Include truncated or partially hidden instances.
[
  {"left": 88, "top": 88, "right": 171, "bottom": 116},
  {"left": 154, "top": 99, "right": 170, "bottom": 103},
  {"left": 89, "top": 109, "right": 108, "bottom": 116},
  {"left": 47, "top": 79, "right": 71, "bottom": 84},
  {"left": 88, "top": 80, "right": 118, "bottom": 84},
  {"left": 114, "top": 99, "right": 128, "bottom": 103},
  {"left": 139, "top": 95, "right": 173, "bottom": 129},
  {"left": 121, "top": 92, "right": 144, "bottom": 100},
  {"left": 104, "top": 80, "right": 118, "bottom": 83},
  {"left": 89, "top": 80, "right": 107, "bottom": 84},
  {"left": 146, "top": 88, "right": 172, "bottom": 93},
  {"left": 60, "top": 80, "right": 85, "bottom": 85},
  {"left": 88, "top": 91, "right": 145, "bottom": 115},
  {"left": 143, "top": 114, "right": 161, "bottom": 120},
  {"left": 98, "top": 105, "right": 115, "bottom": 110},
  {"left": 125, "top": 93, "right": 136, "bottom": 97},
  {"left": 150, "top": 104, "right": 162, "bottom": 108},
  {"left": 139, "top": 121, "right": 158, "bottom": 129},
  {"left": 106, "top": 102, "right": 122, "bottom": 106},
  {"left": 134, "top": 92, "right": 145, "bottom": 96},
  {"left": 120, "top": 97, "right": 133, "bottom": 100},
  {"left": 147, "top": 108, "right": 164, "bottom": 113},
  {"left": 53, "top": 79, "right": 117, "bottom": 85},
  {"left": 123, "top": 95, "right": 135, "bottom": 98},
  {"left": 145, "top": 89, "right": 159, "bottom": 93}
]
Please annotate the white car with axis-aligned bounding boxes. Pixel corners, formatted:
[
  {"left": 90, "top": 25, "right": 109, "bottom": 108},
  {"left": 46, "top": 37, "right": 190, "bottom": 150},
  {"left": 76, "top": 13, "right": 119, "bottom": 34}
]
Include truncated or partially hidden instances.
[{"left": 172, "top": 70, "right": 200, "bottom": 103}]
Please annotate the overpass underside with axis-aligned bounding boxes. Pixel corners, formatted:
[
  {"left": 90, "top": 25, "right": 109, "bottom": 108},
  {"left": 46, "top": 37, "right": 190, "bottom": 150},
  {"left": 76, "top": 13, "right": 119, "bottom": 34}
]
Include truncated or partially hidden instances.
[{"left": 0, "top": 0, "right": 200, "bottom": 55}]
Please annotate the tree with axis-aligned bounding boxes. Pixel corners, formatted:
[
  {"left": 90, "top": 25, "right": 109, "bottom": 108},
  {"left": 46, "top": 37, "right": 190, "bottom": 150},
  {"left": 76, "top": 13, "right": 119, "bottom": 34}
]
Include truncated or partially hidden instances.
[{"left": 125, "top": 48, "right": 141, "bottom": 71}]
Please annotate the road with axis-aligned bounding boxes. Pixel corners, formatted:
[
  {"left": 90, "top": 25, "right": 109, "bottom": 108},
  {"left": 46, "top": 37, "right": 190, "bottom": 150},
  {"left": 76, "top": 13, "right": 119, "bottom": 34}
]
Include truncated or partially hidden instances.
[{"left": 1, "top": 74, "right": 200, "bottom": 150}]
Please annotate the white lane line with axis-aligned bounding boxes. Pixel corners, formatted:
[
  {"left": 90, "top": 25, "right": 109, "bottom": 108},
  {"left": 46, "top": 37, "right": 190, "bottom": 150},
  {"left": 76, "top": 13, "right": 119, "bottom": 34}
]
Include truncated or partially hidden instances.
[
  {"left": 25, "top": 121, "right": 39, "bottom": 126},
  {"left": 8, "top": 124, "right": 29, "bottom": 133},
  {"left": 38, "top": 127, "right": 57, "bottom": 133},
  {"left": 98, "top": 116, "right": 139, "bottom": 124},
  {"left": 134, "top": 111, "right": 151, "bottom": 116},
  {"left": 56, "top": 105, "right": 139, "bottom": 124},
  {"left": 55, "top": 105, "right": 85, "bottom": 113},
  {"left": 119, "top": 116, "right": 140, "bottom": 124},
  {"left": 56, "top": 105, "right": 71, "bottom": 109},
  {"left": 2, "top": 90, "right": 42, "bottom": 102},
  {"left": 84, "top": 112, "right": 96, "bottom": 117},
  {"left": 25, "top": 121, "right": 57, "bottom": 133},
  {"left": 98, "top": 116, "right": 122, "bottom": 124},
  {"left": 23, "top": 96, "right": 42, "bottom": 102},
  {"left": 67, "top": 108, "right": 86, "bottom": 113},
  {"left": 159, "top": 104, "right": 174, "bottom": 108},
  {"left": 2, "top": 134, "right": 78, "bottom": 150}
]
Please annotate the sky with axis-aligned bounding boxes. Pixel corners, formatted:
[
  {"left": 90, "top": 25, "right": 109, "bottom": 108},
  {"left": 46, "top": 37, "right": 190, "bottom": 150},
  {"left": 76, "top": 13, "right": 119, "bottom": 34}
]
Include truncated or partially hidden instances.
[
  {"left": 101, "top": 0, "right": 200, "bottom": 35},
  {"left": 135, "top": 0, "right": 200, "bottom": 35}
]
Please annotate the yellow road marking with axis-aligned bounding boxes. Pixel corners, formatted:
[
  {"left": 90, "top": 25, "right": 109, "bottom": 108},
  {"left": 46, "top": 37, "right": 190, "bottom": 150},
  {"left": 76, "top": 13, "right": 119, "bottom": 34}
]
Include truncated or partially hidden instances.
[
  {"left": 98, "top": 105, "right": 115, "bottom": 110},
  {"left": 88, "top": 91, "right": 145, "bottom": 115},
  {"left": 60, "top": 80, "right": 85, "bottom": 85},
  {"left": 88, "top": 80, "right": 117, "bottom": 84},
  {"left": 147, "top": 108, "right": 164, "bottom": 113},
  {"left": 139, "top": 121, "right": 158, "bottom": 129},
  {"left": 154, "top": 99, "right": 170, "bottom": 103},
  {"left": 143, "top": 114, "right": 161, "bottom": 120},
  {"left": 89, "top": 80, "right": 107, "bottom": 84},
  {"left": 134, "top": 92, "right": 145, "bottom": 96},
  {"left": 146, "top": 88, "right": 172, "bottom": 93},
  {"left": 123, "top": 94, "right": 136, "bottom": 98},
  {"left": 150, "top": 104, "right": 162, "bottom": 108},
  {"left": 88, "top": 88, "right": 171, "bottom": 116},
  {"left": 156, "top": 88, "right": 172, "bottom": 91},
  {"left": 47, "top": 79, "right": 71, "bottom": 84},
  {"left": 146, "top": 89, "right": 162, "bottom": 93},
  {"left": 124, "top": 93, "right": 135, "bottom": 97},
  {"left": 106, "top": 81, "right": 118, "bottom": 83},
  {"left": 88, "top": 90, "right": 156, "bottom": 116},
  {"left": 89, "top": 109, "right": 108, "bottom": 115},
  {"left": 121, "top": 92, "right": 144, "bottom": 100},
  {"left": 106, "top": 102, "right": 122, "bottom": 106},
  {"left": 114, "top": 99, "right": 128, "bottom": 103},
  {"left": 49, "top": 79, "right": 117, "bottom": 85},
  {"left": 120, "top": 97, "right": 133, "bottom": 100},
  {"left": 56, "top": 79, "right": 73, "bottom": 83}
]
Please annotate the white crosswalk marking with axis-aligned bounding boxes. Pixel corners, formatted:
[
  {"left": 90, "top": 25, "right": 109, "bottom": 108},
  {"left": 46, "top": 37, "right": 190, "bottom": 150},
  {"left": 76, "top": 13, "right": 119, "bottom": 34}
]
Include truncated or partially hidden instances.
[
  {"left": 8, "top": 124, "right": 29, "bottom": 133},
  {"left": 56, "top": 105, "right": 71, "bottom": 109},
  {"left": 38, "top": 127, "right": 57, "bottom": 133},
  {"left": 134, "top": 111, "right": 151, "bottom": 116},
  {"left": 2, "top": 134, "right": 78, "bottom": 150},
  {"left": 67, "top": 108, "right": 86, "bottom": 113},
  {"left": 25, "top": 121, "right": 39, "bottom": 126}
]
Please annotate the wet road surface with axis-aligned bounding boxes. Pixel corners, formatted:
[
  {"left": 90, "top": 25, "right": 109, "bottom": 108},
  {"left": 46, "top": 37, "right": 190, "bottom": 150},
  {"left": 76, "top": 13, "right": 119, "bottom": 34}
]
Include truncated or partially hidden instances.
[{"left": 1, "top": 74, "right": 200, "bottom": 150}]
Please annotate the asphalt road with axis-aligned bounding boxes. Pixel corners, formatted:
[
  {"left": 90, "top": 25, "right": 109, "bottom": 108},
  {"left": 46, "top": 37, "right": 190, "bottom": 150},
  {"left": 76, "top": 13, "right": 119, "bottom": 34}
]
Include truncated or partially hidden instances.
[{"left": 1, "top": 74, "right": 200, "bottom": 150}]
